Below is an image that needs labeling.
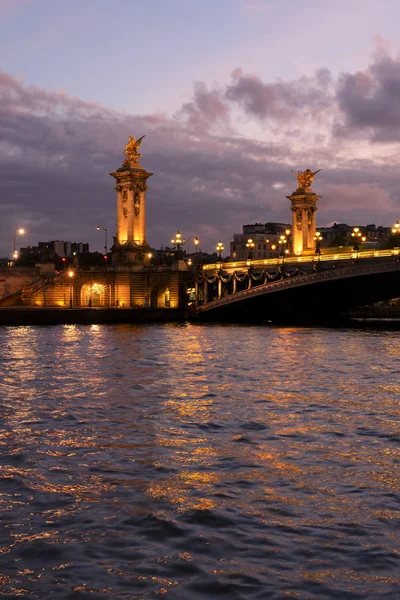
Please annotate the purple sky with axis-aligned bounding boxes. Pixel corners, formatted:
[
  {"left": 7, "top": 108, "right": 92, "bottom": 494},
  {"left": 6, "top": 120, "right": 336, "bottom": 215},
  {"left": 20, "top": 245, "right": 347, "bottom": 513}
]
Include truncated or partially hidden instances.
[{"left": 1, "top": 0, "right": 400, "bottom": 256}]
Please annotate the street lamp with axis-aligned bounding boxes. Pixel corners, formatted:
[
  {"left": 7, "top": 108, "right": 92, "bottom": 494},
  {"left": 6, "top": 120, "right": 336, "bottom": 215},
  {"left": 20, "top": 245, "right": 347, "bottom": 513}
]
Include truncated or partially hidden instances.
[
  {"left": 351, "top": 226, "right": 364, "bottom": 251},
  {"left": 171, "top": 231, "right": 186, "bottom": 260},
  {"left": 96, "top": 225, "right": 108, "bottom": 255},
  {"left": 314, "top": 231, "right": 322, "bottom": 256},
  {"left": 187, "top": 235, "right": 200, "bottom": 255},
  {"left": 278, "top": 234, "right": 287, "bottom": 258},
  {"left": 285, "top": 228, "right": 291, "bottom": 254},
  {"left": 392, "top": 220, "right": 400, "bottom": 248},
  {"left": 246, "top": 238, "right": 255, "bottom": 259},
  {"left": 68, "top": 270, "right": 74, "bottom": 308},
  {"left": 216, "top": 241, "right": 224, "bottom": 260},
  {"left": 13, "top": 227, "right": 25, "bottom": 259}
]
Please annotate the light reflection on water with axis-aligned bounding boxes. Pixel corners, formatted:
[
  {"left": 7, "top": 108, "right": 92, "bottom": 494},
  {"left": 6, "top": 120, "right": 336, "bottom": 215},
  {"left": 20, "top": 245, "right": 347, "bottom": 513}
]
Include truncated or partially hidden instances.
[{"left": 0, "top": 323, "right": 399, "bottom": 599}]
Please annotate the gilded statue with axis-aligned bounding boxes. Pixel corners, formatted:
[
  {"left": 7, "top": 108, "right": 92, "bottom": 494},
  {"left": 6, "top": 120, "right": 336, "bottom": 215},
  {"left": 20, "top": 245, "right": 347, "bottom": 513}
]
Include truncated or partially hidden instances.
[
  {"left": 123, "top": 135, "right": 145, "bottom": 164},
  {"left": 291, "top": 168, "right": 321, "bottom": 190}
]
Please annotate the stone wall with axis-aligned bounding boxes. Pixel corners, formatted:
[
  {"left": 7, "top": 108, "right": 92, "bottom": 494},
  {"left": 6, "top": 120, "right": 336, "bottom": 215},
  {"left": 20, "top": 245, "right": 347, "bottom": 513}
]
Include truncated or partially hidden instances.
[
  {"left": 0, "top": 268, "right": 40, "bottom": 302},
  {"left": 22, "top": 267, "right": 190, "bottom": 310}
]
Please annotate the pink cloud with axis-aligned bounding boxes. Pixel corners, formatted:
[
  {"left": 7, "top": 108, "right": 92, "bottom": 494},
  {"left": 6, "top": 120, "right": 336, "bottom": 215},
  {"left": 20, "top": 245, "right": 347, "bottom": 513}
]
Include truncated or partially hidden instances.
[{"left": 1, "top": 52, "right": 400, "bottom": 257}]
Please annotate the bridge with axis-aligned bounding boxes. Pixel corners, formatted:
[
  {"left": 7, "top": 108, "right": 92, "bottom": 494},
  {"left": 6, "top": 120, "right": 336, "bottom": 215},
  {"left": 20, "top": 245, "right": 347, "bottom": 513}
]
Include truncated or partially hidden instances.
[{"left": 195, "top": 249, "right": 400, "bottom": 322}]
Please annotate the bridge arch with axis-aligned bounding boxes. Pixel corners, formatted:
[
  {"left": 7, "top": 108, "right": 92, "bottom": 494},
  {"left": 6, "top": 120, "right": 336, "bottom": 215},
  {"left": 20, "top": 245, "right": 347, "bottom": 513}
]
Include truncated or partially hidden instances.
[
  {"left": 197, "top": 260, "right": 400, "bottom": 322},
  {"left": 80, "top": 282, "right": 107, "bottom": 307},
  {"left": 149, "top": 283, "right": 173, "bottom": 308}
]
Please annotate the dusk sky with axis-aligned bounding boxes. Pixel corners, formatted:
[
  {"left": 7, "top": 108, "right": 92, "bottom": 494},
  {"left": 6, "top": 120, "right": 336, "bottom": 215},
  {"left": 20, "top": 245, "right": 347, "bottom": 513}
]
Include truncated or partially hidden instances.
[{"left": 1, "top": 0, "right": 400, "bottom": 256}]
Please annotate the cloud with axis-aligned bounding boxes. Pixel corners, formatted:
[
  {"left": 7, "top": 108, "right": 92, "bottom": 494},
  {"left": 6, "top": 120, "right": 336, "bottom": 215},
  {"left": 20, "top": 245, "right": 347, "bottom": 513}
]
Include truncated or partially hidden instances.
[
  {"left": 177, "top": 82, "right": 230, "bottom": 129},
  {"left": 318, "top": 183, "right": 395, "bottom": 225},
  {"left": 225, "top": 67, "right": 334, "bottom": 123},
  {"left": 0, "top": 51, "right": 400, "bottom": 258},
  {"left": 335, "top": 44, "right": 400, "bottom": 141}
]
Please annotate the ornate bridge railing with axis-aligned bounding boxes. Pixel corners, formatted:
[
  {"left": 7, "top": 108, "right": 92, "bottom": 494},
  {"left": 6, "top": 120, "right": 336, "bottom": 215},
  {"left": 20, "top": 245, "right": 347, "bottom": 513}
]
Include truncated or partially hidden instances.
[
  {"left": 201, "top": 248, "right": 399, "bottom": 273},
  {"left": 198, "top": 260, "right": 400, "bottom": 312}
]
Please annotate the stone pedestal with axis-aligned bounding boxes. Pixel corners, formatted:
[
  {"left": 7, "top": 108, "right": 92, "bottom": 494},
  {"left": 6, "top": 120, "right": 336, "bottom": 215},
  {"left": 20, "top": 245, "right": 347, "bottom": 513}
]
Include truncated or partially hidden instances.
[
  {"left": 286, "top": 189, "right": 321, "bottom": 256},
  {"left": 110, "top": 147, "right": 153, "bottom": 264}
]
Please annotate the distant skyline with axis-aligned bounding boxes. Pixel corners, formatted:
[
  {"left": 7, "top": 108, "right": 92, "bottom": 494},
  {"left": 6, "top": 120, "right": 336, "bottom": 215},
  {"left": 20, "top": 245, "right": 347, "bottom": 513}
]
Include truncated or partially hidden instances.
[{"left": 1, "top": 0, "right": 400, "bottom": 256}]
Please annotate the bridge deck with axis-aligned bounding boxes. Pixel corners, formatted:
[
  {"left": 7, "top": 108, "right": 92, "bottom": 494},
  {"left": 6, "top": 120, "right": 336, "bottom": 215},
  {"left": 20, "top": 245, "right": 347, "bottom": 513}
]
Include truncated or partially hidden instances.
[{"left": 202, "top": 248, "right": 399, "bottom": 273}]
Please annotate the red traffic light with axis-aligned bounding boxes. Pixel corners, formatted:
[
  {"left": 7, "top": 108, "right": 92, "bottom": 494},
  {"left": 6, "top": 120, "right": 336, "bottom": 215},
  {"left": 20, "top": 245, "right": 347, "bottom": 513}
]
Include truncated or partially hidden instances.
[
  {"left": 104, "top": 255, "right": 108, "bottom": 260},
  {"left": 62, "top": 257, "right": 66, "bottom": 262}
]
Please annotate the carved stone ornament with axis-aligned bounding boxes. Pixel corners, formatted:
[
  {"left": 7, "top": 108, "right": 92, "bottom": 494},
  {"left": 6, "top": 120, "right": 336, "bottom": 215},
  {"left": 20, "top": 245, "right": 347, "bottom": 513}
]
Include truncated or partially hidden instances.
[
  {"left": 114, "top": 184, "right": 122, "bottom": 192},
  {"left": 122, "top": 190, "right": 128, "bottom": 200},
  {"left": 308, "top": 209, "right": 312, "bottom": 226},
  {"left": 123, "top": 207, "right": 128, "bottom": 218},
  {"left": 296, "top": 209, "right": 302, "bottom": 230},
  {"left": 134, "top": 191, "right": 140, "bottom": 205},
  {"left": 134, "top": 206, "right": 140, "bottom": 217}
]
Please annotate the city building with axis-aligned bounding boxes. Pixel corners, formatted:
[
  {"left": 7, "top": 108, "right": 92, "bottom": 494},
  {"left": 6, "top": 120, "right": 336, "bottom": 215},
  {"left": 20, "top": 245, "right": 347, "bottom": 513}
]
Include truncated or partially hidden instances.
[
  {"left": 230, "top": 222, "right": 291, "bottom": 260},
  {"left": 37, "top": 241, "right": 90, "bottom": 257},
  {"left": 229, "top": 220, "right": 393, "bottom": 261},
  {"left": 316, "top": 223, "right": 392, "bottom": 247}
]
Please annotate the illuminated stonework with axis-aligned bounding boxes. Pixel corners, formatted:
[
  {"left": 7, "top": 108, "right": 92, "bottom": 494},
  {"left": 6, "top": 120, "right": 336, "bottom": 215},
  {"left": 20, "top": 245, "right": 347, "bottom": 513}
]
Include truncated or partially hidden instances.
[
  {"left": 110, "top": 136, "right": 153, "bottom": 262},
  {"left": 287, "top": 170, "right": 321, "bottom": 255},
  {"left": 23, "top": 270, "right": 184, "bottom": 309}
]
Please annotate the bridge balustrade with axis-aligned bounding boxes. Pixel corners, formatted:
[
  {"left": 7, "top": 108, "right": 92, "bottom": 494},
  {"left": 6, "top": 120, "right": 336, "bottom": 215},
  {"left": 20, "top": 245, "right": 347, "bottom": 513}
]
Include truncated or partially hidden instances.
[
  {"left": 202, "top": 248, "right": 399, "bottom": 273},
  {"left": 197, "top": 258, "right": 400, "bottom": 313}
]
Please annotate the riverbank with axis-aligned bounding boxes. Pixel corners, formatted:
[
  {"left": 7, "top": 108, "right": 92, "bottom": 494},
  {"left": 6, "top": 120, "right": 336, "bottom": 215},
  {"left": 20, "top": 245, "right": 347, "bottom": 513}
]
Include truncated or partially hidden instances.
[
  {"left": 0, "top": 307, "right": 187, "bottom": 326},
  {"left": 349, "top": 305, "right": 400, "bottom": 318}
]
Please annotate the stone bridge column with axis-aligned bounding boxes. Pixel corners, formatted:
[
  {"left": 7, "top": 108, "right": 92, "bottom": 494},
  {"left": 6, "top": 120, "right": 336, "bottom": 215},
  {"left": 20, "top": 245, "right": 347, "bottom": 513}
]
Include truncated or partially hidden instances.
[
  {"left": 126, "top": 185, "right": 134, "bottom": 244},
  {"left": 287, "top": 175, "right": 321, "bottom": 256},
  {"left": 110, "top": 137, "right": 153, "bottom": 263}
]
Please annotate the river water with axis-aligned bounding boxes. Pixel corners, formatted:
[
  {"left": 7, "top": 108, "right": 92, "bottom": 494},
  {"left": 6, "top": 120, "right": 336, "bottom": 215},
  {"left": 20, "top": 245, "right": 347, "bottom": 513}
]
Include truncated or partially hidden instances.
[{"left": 0, "top": 323, "right": 399, "bottom": 599}]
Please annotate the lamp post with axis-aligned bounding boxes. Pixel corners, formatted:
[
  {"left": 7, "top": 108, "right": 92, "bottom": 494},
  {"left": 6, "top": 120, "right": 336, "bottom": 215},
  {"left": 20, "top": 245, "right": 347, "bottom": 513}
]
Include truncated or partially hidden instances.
[
  {"left": 187, "top": 235, "right": 200, "bottom": 256},
  {"left": 68, "top": 270, "right": 74, "bottom": 308},
  {"left": 216, "top": 241, "right": 224, "bottom": 261},
  {"left": 96, "top": 225, "right": 108, "bottom": 255},
  {"left": 278, "top": 234, "right": 287, "bottom": 260},
  {"left": 392, "top": 220, "right": 400, "bottom": 248},
  {"left": 351, "top": 226, "right": 366, "bottom": 251},
  {"left": 246, "top": 238, "right": 255, "bottom": 260},
  {"left": 285, "top": 228, "right": 291, "bottom": 254},
  {"left": 171, "top": 231, "right": 186, "bottom": 260},
  {"left": 314, "top": 231, "right": 322, "bottom": 257},
  {"left": 351, "top": 227, "right": 366, "bottom": 263},
  {"left": 13, "top": 227, "right": 25, "bottom": 259}
]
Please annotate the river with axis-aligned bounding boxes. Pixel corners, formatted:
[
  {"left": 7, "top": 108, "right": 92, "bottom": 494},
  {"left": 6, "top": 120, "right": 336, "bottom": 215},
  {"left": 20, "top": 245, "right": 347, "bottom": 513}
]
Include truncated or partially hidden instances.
[{"left": 0, "top": 323, "right": 399, "bottom": 599}]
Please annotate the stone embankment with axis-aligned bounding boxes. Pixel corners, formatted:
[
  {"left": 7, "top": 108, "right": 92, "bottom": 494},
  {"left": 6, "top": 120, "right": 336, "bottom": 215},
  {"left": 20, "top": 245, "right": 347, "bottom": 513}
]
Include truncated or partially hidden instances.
[{"left": 0, "top": 307, "right": 187, "bottom": 326}]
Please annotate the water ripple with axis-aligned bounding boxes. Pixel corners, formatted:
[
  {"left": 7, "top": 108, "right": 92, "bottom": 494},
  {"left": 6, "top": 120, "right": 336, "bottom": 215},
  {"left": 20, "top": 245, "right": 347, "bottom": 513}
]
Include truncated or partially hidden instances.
[{"left": 0, "top": 323, "right": 399, "bottom": 598}]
